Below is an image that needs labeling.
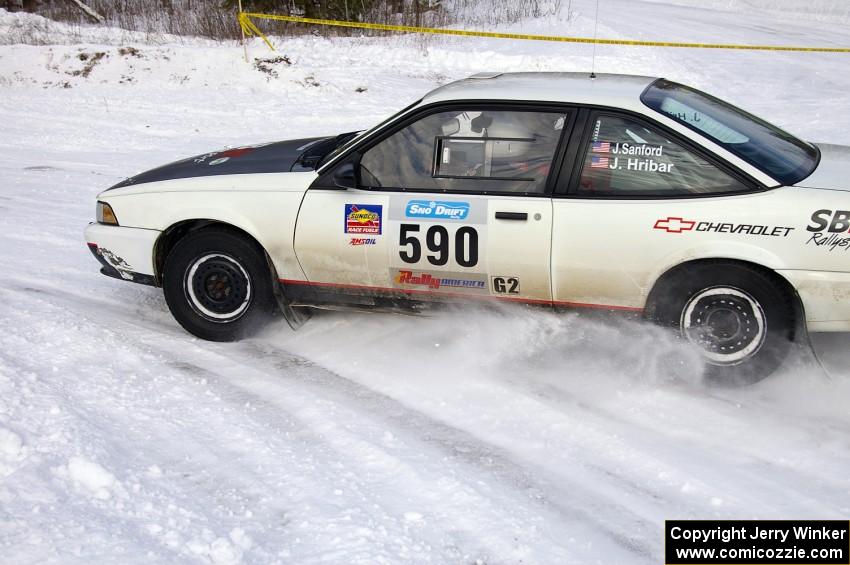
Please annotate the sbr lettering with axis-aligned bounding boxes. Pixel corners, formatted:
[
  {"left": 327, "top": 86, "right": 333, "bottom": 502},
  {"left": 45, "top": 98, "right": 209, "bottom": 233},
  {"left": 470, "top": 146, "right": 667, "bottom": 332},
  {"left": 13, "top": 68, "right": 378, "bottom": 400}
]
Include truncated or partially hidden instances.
[{"left": 808, "top": 209, "right": 850, "bottom": 233}]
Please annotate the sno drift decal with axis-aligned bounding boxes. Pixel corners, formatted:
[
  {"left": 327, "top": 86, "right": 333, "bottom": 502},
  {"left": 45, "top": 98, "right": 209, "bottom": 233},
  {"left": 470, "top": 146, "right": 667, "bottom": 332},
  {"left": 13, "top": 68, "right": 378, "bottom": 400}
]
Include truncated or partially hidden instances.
[
  {"left": 405, "top": 200, "right": 470, "bottom": 220},
  {"left": 806, "top": 209, "right": 850, "bottom": 251},
  {"left": 388, "top": 197, "right": 486, "bottom": 225},
  {"left": 653, "top": 217, "right": 794, "bottom": 237},
  {"left": 344, "top": 204, "right": 382, "bottom": 235}
]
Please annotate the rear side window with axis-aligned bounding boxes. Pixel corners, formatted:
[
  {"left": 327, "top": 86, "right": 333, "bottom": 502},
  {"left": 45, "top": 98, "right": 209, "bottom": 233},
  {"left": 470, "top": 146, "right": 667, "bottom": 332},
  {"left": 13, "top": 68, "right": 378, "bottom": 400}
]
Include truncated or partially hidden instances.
[
  {"left": 641, "top": 79, "right": 818, "bottom": 185},
  {"left": 576, "top": 114, "right": 749, "bottom": 197},
  {"left": 359, "top": 109, "right": 567, "bottom": 194}
]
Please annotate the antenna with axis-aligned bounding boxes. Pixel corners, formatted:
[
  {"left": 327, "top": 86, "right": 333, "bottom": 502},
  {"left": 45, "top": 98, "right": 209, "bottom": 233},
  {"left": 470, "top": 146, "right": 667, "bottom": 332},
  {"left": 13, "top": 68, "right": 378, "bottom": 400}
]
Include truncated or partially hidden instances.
[{"left": 590, "top": 0, "right": 600, "bottom": 79}]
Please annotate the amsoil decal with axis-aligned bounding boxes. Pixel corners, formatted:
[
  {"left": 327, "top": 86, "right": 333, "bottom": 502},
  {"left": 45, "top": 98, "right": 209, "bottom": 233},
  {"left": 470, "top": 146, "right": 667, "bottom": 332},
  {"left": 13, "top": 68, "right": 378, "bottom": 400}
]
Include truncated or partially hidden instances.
[
  {"left": 653, "top": 217, "right": 794, "bottom": 237},
  {"left": 349, "top": 237, "right": 376, "bottom": 246},
  {"left": 405, "top": 200, "right": 470, "bottom": 220},
  {"left": 345, "top": 204, "right": 382, "bottom": 235},
  {"left": 806, "top": 209, "right": 850, "bottom": 251},
  {"left": 393, "top": 270, "right": 486, "bottom": 291}
]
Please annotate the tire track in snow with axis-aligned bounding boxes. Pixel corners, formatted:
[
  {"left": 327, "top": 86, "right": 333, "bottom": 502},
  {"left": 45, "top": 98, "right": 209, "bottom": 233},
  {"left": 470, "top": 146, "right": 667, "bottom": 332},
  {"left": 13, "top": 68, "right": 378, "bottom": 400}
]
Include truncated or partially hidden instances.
[{"left": 0, "top": 277, "right": 653, "bottom": 563}]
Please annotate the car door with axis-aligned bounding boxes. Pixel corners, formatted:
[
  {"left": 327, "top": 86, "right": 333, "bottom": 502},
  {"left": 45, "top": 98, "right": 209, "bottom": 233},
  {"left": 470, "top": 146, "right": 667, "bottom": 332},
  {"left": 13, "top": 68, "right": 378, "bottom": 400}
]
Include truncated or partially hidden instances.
[
  {"left": 551, "top": 110, "right": 769, "bottom": 311},
  {"left": 294, "top": 104, "right": 575, "bottom": 305}
]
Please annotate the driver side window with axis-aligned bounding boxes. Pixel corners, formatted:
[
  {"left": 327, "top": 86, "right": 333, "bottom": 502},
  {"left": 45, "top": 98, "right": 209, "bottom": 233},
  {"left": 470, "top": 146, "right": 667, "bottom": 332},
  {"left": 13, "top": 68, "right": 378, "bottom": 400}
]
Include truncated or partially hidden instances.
[{"left": 359, "top": 109, "right": 567, "bottom": 194}]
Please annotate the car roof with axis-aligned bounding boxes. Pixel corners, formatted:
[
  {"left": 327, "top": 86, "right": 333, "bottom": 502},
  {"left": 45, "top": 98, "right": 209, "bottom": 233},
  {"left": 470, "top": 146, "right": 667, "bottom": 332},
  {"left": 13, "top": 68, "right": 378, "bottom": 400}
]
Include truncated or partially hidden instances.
[{"left": 421, "top": 72, "right": 659, "bottom": 108}]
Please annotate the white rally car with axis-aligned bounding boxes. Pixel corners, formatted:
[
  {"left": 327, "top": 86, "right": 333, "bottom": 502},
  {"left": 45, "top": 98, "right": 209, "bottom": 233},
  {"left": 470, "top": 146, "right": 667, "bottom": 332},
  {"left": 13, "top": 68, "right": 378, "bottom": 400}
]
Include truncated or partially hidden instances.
[{"left": 85, "top": 72, "right": 850, "bottom": 383}]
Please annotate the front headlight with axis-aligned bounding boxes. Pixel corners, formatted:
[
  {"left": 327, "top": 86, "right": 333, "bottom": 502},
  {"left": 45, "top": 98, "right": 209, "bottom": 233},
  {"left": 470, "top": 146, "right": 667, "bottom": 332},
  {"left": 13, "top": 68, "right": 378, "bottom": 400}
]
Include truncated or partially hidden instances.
[{"left": 96, "top": 201, "right": 119, "bottom": 226}]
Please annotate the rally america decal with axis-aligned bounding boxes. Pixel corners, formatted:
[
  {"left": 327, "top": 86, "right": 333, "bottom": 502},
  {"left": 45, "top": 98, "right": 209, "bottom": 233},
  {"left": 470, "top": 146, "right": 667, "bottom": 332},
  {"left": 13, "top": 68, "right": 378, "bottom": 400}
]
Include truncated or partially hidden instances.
[
  {"left": 345, "top": 204, "right": 382, "bottom": 235},
  {"left": 806, "top": 209, "right": 850, "bottom": 251},
  {"left": 653, "top": 217, "right": 795, "bottom": 237},
  {"left": 392, "top": 269, "right": 488, "bottom": 292}
]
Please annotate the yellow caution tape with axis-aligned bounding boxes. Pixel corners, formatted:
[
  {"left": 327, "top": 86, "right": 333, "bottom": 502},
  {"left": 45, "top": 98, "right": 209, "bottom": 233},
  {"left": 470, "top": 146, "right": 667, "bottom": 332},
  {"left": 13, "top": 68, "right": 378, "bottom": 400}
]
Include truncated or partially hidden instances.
[{"left": 238, "top": 12, "right": 850, "bottom": 54}]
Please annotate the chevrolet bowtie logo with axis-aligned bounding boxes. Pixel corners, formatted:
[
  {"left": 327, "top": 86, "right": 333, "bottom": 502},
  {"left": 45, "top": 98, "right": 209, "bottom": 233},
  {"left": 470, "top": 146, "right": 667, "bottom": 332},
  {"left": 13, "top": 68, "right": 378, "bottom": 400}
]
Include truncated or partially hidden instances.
[{"left": 654, "top": 217, "right": 696, "bottom": 233}]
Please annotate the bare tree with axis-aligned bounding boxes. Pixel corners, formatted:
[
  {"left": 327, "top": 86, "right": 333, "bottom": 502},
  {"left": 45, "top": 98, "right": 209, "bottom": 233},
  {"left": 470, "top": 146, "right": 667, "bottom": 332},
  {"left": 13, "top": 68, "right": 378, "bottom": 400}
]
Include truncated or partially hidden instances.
[{"left": 67, "top": 0, "right": 104, "bottom": 23}]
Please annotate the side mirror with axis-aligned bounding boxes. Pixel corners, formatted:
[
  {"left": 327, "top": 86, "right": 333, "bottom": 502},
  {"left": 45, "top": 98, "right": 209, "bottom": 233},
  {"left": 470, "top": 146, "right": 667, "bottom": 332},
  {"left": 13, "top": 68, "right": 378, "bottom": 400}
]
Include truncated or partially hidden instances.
[{"left": 333, "top": 162, "right": 357, "bottom": 190}]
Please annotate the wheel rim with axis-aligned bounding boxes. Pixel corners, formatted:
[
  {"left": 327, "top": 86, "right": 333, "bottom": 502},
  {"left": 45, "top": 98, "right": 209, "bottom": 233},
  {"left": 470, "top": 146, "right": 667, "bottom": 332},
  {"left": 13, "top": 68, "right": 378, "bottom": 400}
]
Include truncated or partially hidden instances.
[
  {"left": 184, "top": 253, "right": 252, "bottom": 322},
  {"left": 680, "top": 286, "right": 766, "bottom": 365}
]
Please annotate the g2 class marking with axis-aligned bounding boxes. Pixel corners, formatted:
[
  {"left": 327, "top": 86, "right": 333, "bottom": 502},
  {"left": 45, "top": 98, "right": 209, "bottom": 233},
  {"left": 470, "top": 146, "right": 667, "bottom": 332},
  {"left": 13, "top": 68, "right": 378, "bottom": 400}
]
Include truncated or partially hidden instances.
[{"left": 492, "top": 277, "right": 520, "bottom": 295}]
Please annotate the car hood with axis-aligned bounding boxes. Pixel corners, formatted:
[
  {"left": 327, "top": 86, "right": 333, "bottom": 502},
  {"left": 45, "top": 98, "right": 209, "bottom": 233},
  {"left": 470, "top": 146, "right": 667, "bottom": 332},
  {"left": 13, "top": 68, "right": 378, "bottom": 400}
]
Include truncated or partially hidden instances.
[
  {"left": 106, "top": 134, "right": 347, "bottom": 190},
  {"left": 794, "top": 143, "right": 850, "bottom": 191}
]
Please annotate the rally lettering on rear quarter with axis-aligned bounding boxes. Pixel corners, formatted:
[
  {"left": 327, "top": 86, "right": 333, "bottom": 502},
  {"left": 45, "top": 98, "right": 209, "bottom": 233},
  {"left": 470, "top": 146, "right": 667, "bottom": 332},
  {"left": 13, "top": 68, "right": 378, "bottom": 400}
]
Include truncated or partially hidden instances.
[{"left": 806, "top": 209, "right": 850, "bottom": 251}]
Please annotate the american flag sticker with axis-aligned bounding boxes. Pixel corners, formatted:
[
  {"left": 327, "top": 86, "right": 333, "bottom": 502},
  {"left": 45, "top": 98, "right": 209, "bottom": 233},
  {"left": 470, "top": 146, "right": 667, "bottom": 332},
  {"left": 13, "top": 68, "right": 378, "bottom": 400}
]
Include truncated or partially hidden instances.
[
  {"left": 591, "top": 156, "right": 609, "bottom": 168},
  {"left": 592, "top": 141, "right": 610, "bottom": 153}
]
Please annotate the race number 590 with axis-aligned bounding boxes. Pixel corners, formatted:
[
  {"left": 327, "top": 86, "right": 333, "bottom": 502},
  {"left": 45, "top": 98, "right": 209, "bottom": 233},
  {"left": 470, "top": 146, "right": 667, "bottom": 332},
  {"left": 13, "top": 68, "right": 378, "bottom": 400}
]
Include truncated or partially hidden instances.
[{"left": 399, "top": 224, "right": 478, "bottom": 267}]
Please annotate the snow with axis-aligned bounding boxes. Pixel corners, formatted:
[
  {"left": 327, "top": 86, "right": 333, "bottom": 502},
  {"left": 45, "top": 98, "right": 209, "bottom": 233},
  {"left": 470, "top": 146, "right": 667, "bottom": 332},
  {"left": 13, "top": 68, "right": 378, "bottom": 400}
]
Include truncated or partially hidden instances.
[
  {"left": 61, "top": 456, "right": 119, "bottom": 500},
  {"left": 1, "top": 1, "right": 850, "bottom": 563}
]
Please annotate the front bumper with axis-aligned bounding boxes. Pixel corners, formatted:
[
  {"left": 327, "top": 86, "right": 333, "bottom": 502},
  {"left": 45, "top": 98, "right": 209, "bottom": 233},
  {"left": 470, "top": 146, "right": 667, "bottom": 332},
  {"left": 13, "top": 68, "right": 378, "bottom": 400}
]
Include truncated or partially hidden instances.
[
  {"left": 84, "top": 223, "right": 161, "bottom": 286},
  {"left": 778, "top": 269, "right": 850, "bottom": 332}
]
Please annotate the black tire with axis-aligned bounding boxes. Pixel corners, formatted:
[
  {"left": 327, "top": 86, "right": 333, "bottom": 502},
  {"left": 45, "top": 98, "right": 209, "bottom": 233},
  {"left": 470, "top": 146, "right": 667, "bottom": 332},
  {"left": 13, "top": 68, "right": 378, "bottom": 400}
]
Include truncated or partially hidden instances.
[
  {"left": 647, "top": 263, "right": 795, "bottom": 386},
  {"left": 162, "top": 228, "right": 276, "bottom": 342}
]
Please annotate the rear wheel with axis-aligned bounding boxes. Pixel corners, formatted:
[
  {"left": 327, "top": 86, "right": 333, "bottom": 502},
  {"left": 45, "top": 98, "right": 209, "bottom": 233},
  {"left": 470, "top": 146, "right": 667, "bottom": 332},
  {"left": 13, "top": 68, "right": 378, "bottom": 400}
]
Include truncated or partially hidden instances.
[
  {"left": 162, "top": 228, "right": 276, "bottom": 341},
  {"left": 648, "top": 263, "right": 795, "bottom": 386}
]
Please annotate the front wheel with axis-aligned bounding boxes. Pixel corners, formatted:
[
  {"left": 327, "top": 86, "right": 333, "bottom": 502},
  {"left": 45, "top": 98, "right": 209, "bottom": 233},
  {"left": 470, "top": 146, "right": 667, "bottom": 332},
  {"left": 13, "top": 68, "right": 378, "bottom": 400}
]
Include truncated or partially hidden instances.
[
  {"left": 162, "top": 228, "right": 277, "bottom": 341},
  {"left": 647, "top": 264, "right": 796, "bottom": 386}
]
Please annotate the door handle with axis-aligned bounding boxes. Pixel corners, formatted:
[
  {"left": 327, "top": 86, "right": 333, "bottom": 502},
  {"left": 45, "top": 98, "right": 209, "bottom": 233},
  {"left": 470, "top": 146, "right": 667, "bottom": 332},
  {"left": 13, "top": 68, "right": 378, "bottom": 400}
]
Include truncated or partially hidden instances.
[{"left": 495, "top": 211, "right": 528, "bottom": 221}]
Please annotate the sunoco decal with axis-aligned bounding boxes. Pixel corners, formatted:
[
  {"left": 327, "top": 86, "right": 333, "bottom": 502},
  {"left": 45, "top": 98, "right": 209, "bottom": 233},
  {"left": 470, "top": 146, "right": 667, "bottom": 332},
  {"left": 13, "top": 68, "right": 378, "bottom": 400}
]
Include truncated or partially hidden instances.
[
  {"left": 345, "top": 204, "right": 382, "bottom": 235},
  {"left": 806, "top": 209, "right": 850, "bottom": 251},
  {"left": 405, "top": 200, "right": 470, "bottom": 220}
]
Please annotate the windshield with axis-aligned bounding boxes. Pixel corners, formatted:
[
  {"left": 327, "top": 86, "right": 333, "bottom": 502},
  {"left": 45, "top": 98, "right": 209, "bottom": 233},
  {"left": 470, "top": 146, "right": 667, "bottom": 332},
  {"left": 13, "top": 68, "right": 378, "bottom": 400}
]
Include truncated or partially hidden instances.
[
  {"left": 641, "top": 79, "right": 818, "bottom": 185},
  {"left": 318, "top": 98, "right": 423, "bottom": 169}
]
